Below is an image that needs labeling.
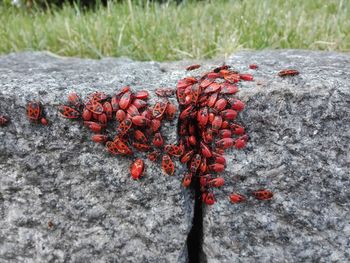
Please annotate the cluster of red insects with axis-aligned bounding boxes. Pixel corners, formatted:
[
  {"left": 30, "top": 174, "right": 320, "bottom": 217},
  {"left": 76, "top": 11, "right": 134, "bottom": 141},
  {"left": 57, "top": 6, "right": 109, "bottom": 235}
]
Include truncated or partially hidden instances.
[
  {"left": 57, "top": 87, "right": 178, "bottom": 179},
  {"left": 0, "top": 64, "right": 301, "bottom": 205},
  {"left": 178, "top": 64, "right": 272, "bottom": 205}
]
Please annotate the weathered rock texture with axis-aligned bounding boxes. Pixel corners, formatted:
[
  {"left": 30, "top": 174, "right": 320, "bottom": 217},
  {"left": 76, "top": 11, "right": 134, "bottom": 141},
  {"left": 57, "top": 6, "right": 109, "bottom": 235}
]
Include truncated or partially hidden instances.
[
  {"left": 0, "top": 50, "right": 349, "bottom": 263},
  {"left": 202, "top": 50, "right": 350, "bottom": 263},
  {"left": 0, "top": 52, "right": 194, "bottom": 263}
]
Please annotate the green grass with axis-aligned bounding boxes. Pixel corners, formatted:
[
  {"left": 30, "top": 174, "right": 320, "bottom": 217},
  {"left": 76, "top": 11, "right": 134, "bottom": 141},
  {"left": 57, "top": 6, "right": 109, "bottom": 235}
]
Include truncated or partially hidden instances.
[{"left": 0, "top": 0, "right": 349, "bottom": 61}]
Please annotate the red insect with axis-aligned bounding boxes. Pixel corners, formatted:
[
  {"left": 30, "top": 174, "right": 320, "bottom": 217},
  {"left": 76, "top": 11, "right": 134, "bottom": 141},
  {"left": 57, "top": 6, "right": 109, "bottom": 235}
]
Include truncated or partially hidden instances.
[
  {"left": 134, "top": 130, "right": 148, "bottom": 144},
  {"left": 82, "top": 109, "right": 92, "bottom": 121},
  {"left": 153, "top": 100, "right": 169, "bottom": 119},
  {"left": 199, "top": 78, "right": 215, "bottom": 89},
  {"left": 213, "top": 98, "right": 227, "bottom": 113},
  {"left": 229, "top": 193, "right": 246, "bottom": 203},
  {"left": 212, "top": 151, "right": 226, "bottom": 163},
  {"left": 130, "top": 159, "right": 145, "bottom": 180},
  {"left": 114, "top": 139, "right": 132, "bottom": 155},
  {"left": 177, "top": 77, "right": 197, "bottom": 89},
  {"left": 0, "top": 115, "right": 10, "bottom": 126},
  {"left": 119, "top": 91, "right": 132, "bottom": 110},
  {"left": 27, "top": 101, "right": 41, "bottom": 121},
  {"left": 127, "top": 104, "right": 140, "bottom": 117},
  {"left": 186, "top": 64, "right": 201, "bottom": 71},
  {"left": 179, "top": 105, "right": 194, "bottom": 120},
  {"left": 115, "top": 109, "right": 126, "bottom": 122},
  {"left": 133, "top": 142, "right": 151, "bottom": 152},
  {"left": 207, "top": 177, "right": 225, "bottom": 188},
  {"left": 206, "top": 72, "right": 221, "bottom": 79},
  {"left": 142, "top": 108, "right": 152, "bottom": 119},
  {"left": 252, "top": 189, "right": 273, "bottom": 200},
  {"left": 134, "top": 90, "right": 149, "bottom": 100},
  {"left": 132, "top": 116, "right": 150, "bottom": 127},
  {"left": 189, "top": 154, "right": 201, "bottom": 173},
  {"left": 85, "top": 100, "right": 104, "bottom": 115},
  {"left": 182, "top": 173, "right": 193, "bottom": 187},
  {"left": 188, "top": 135, "right": 196, "bottom": 146},
  {"left": 148, "top": 151, "right": 160, "bottom": 162},
  {"left": 230, "top": 124, "right": 245, "bottom": 135},
  {"left": 116, "top": 117, "right": 132, "bottom": 136},
  {"left": 278, "top": 69, "right": 299, "bottom": 77},
  {"left": 68, "top": 92, "right": 82, "bottom": 109},
  {"left": 105, "top": 141, "right": 120, "bottom": 155},
  {"left": 224, "top": 73, "right": 240, "bottom": 83},
  {"left": 111, "top": 96, "right": 119, "bottom": 111},
  {"left": 155, "top": 88, "right": 175, "bottom": 97},
  {"left": 218, "top": 129, "right": 231, "bottom": 138},
  {"left": 216, "top": 138, "right": 234, "bottom": 149},
  {"left": 165, "top": 103, "right": 177, "bottom": 120},
  {"left": 202, "top": 129, "right": 213, "bottom": 144},
  {"left": 204, "top": 82, "right": 221, "bottom": 94},
  {"left": 213, "top": 65, "right": 229, "bottom": 73},
  {"left": 103, "top": 102, "right": 113, "bottom": 119},
  {"left": 176, "top": 88, "right": 187, "bottom": 105},
  {"left": 234, "top": 135, "right": 248, "bottom": 149},
  {"left": 220, "top": 83, "right": 238, "bottom": 94},
  {"left": 153, "top": 132, "right": 164, "bottom": 148},
  {"left": 199, "top": 174, "right": 212, "bottom": 187},
  {"left": 228, "top": 98, "right": 245, "bottom": 112},
  {"left": 207, "top": 92, "right": 218, "bottom": 108},
  {"left": 221, "top": 109, "right": 237, "bottom": 120},
  {"left": 92, "top": 134, "right": 108, "bottom": 143},
  {"left": 99, "top": 113, "right": 107, "bottom": 125},
  {"left": 202, "top": 192, "right": 215, "bottom": 205},
  {"left": 27, "top": 101, "right": 48, "bottom": 125},
  {"left": 190, "top": 84, "right": 201, "bottom": 104},
  {"left": 116, "top": 86, "right": 130, "bottom": 96},
  {"left": 208, "top": 163, "right": 225, "bottom": 173},
  {"left": 165, "top": 144, "right": 184, "bottom": 157},
  {"left": 199, "top": 157, "right": 207, "bottom": 174},
  {"left": 180, "top": 150, "right": 194, "bottom": 163},
  {"left": 197, "top": 107, "right": 209, "bottom": 127},
  {"left": 239, "top": 74, "right": 254, "bottom": 81},
  {"left": 249, "top": 64, "right": 258, "bottom": 69},
  {"left": 89, "top": 122, "right": 103, "bottom": 133},
  {"left": 162, "top": 154, "right": 175, "bottom": 176},
  {"left": 200, "top": 142, "right": 212, "bottom": 158},
  {"left": 150, "top": 119, "right": 161, "bottom": 132},
  {"left": 133, "top": 99, "right": 148, "bottom": 109},
  {"left": 88, "top": 91, "right": 108, "bottom": 102},
  {"left": 212, "top": 115, "right": 223, "bottom": 132},
  {"left": 67, "top": 92, "right": 82, "bottom": 108}
]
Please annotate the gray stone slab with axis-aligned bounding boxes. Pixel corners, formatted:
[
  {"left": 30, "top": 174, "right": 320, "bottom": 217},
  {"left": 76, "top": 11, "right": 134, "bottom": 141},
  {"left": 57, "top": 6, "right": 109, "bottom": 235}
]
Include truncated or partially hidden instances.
[
  {"left": 0, "top": 52, "right": 195, "bottom": 263},
  {"left": 1, "top": 50, "right": 349, "bottom": 263},
  {"left": 202, "top": 50, "right": 350, "bottom": 263}
]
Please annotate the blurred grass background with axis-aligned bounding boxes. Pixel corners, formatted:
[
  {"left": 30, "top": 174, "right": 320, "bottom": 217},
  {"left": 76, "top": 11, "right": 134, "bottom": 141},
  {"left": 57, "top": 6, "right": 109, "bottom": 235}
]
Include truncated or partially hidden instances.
[{"left": 0, "top": 0, "right": 349, "bottom": 61}]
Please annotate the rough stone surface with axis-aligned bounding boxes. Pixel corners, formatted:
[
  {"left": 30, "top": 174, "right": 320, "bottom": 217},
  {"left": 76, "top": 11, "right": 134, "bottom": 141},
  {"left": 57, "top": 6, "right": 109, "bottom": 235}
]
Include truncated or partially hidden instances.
[
  {"left": 0, "top": 50, "right": 349, "bottom": 263},
  {"left": 0, "top": 52, "right": 195, "bottom": 263},
  {"left": 202, "top": 50, "right": 350, "bottom": 263}
]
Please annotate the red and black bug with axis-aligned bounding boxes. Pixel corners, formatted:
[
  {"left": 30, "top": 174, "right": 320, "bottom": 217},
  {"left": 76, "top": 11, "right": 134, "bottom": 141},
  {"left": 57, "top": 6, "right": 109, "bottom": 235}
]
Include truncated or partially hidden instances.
[
  {"left": 162, "top": 154, "right": 175, "bottom": 176},
  {"left": 252, "top": 189, "right": 273, "bottom": 200},
  {"left": 27, "top": 101, "right": 48, "bottom": 125},
  {"left": 186, "top": 64, "right": 201, "bottom": 71},
  {"left": 0, "top": 115, "right": 9, "bottom": 126},
  {"left": 130, "top": 159, "right": 145, "bottom": 180},
  {"left": 278, "top": 69, "right": 299, "bottom": 77}
]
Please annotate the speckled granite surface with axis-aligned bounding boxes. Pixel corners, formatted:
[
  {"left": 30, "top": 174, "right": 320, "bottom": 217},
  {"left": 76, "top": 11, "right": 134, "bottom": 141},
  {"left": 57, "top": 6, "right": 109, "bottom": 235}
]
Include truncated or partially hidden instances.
[
  {"left": 202, "top": 50, "right": 350, "bottom": 263},
  {"left": 0, "top": 52, "right": 193, "bottom": 263},
  {"left": 0, "top": 50, "right": 349, "bottom": 263}
]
